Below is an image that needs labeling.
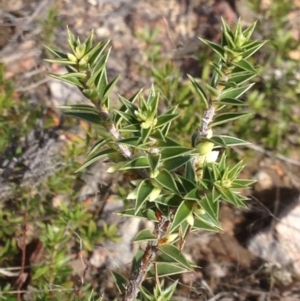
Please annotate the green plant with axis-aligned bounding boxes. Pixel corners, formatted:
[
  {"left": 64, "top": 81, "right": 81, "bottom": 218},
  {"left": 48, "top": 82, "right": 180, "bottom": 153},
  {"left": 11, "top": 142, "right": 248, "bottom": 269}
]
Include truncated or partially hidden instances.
[
  {"left": 232, "top": 1, "right": 300, "bottom": 154},
  {"left": 0, "top": 119, "right": 101, "bottom": 300},
  {"left": 45, "top": 19, "right": 265, "bottom": 300},
  {"left": 37, "top": 5, "right": 63, "bottom": 48}
]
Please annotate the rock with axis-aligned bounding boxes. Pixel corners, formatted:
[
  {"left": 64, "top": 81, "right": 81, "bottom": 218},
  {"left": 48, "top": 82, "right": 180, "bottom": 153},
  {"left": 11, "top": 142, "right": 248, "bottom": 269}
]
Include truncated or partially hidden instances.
[
  {"left": 90, "top": 199, "right": 146, "bottom": 269},
  {"left": 237, "top": 187, "right": 300, "bottom": 280}
]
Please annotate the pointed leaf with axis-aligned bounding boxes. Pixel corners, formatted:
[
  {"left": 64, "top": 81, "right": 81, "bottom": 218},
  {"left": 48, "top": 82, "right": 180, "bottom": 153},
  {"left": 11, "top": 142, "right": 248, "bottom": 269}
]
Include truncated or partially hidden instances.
[
  {"left": 156, "top": 113, "right": 179, "bottom": 128},
  {"left": 180, "top": 220, "right": 190, "bottom": 238},
  {"left": 140, "top": 126, "right": 152, "bottom": 143},
  {"left": 43, "top": 45, "right": 68, "bottom": 59},
  {"left": 163, "top": 280, "right": 179, "bottom": 299},
  {"left": 242, "top": 40, "right": 267, "bottom": 59},
  {"left": 227, "top": 160, "right": 245, "bottom": 178},
  {"left": 175, "top": 175, "right": 196, "bottom": 193},
  {"left": 219, "top": 84, "right": 254, "bottom": 100},
  {"left": 116, "top": 137, "right": 140, "bottom": 147},
  {"left": 215, "top": 183, "right": 241, "bottom": 206},
  {"left": 119, "top": 208, "right": 157, "bottom": 221},
  {"left": 67, "top": 26, "right": 77, "bottom": 52},
  {"left": 119, "top": 157, "right": 149, "bottom": 170},
  {"left": 185, "top": 161, "right": 197, "bottom": 182},
  {"left": 88, "top": 40, "right": 111, "bottom": 66},
  {"left": 157, "top": 137, "right": 181, "bottom": 147},
  {"left": 194, "top": 210, "right": 221, "bottom": 229},
  {"left": 161, "top": 146, "right": 193, "bottom": 160},
  {"left": 188, "top": 75, "right": 209, "bottom": 108},
  {"left": 153, "top": 194, "right": 182, "bottom": 207},
  {"left": 62, "top": 111, "right": 102, "bottom": 125},
  {"left": 170, "top": 201, "right": 192, "bottom": 233},
  {"left": 59, "top": 72, "right": 87, "bottom": 80},
  {"left": 198, "top": 195, "right": 219, "bottom": 220},
  {"left": 231, "top": 179, "right": 256, "bottom": 188},
  {"left": 103, "top": 75, "right": 120, "bottom": 98},
  {"left": 86, "top": 54, "right": 108, "bottom": 87},
  {"left": 192, "top": 216, "right": 220, "bottom": 232},
  {"left": 59, "top": 104, "right": 97, "bottom": 111},
  {"left": 234, "top": 59, "right": 257, "bottom": 72},
  {"left": 147, "top": 262, "right": 189, "bottom": 278},
  {"left": 135, "top": 180, "right": 154, "bottom": 213},
  {"left": 81, "top": 42, "right": 102, "bottom": 63},
  {"left": 96, "top": 68, "right": 108, "bottom": 99},
  {"left": 147, "top": 153, "right": 161, "bottom": 173},
  {"left": 184, "top": 188, "right": 199, "bottom": 201},
  {"left": 210, "top": 135, "right": 249, "bottom": 147},
  {"left": 163, "top": 155, "right": 192, "bottom": 172},
  {"left": 215, "top": 98, "right": 248, "bottom": 107},
  {"left": 147, "top": 86, "right": 160, "bottom": 115},
  {"left": 118, "top": 95, "right": 139, "bottom": 115},
  {"left": 120, "top": 123, "right": 140, "bottom": 133},
  {"left": 110, "top": 270, "right": 127, "bottom": 294},
  {"left": 227, "top": 71, "right": 257, "bottom": 85},
  {"left": 48, "top": 73, "right": 83, "bottom": 88},
  {"left": 82, "top": 29, "right": 95, "bottom": 51},
  {"left": 211, "top": 112, "right": 251, "bottom": 127},
  {"left": 155, "top": 169, "right": 179, "bottom": 193},
  {"left": 88, "top": 138, "right": 110, "bottom": 156},
  {"left": 159, "top": 244, "right": 193, "bottom": 270},
  {"left": 115, "top": 110, "right": 138, "bottom": 124},
  {"left": 76, "top": 148, "right": 117, "bottom": 172},
  {"left": 199, "top": 38, "right": 225, "bottom": 61},
  {"left": 134, "top": 229, "right": 156, "bottom": 242}
]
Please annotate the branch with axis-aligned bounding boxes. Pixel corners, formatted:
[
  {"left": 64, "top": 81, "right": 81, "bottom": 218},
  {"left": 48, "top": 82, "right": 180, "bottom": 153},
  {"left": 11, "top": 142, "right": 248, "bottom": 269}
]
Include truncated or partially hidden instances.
[{"left": 123, "top": 215, "right": 169, "bottom": 301}]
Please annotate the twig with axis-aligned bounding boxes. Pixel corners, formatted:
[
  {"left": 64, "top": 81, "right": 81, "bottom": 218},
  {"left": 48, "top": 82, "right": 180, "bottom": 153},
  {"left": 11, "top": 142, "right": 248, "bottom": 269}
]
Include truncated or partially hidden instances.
[
  {"left": 1, "top": 288, "right": 73, "bottom": 295},
  {"left": 0, "top": 268, "right": 20, "bottom": 277},
  {"left": 98, "top": 105, "right": 149, "bottom": 179},
  {"left": 0, "top": 50, "right": 40, "bottom": 64},
  {"left": 16, "top": 78, "right": 49, "bottom": 92},
  {"left": 206, "top": 292, "right": 232, "bottom": 301},
  {"left": 123, "top": 215, "right": 169, "bottom": 301},
  {"left": 243, "top": 143, "right": 300, "bottom": 167},
  {"left": 198, "top": 106, "right": 216, "bottom": 139}
]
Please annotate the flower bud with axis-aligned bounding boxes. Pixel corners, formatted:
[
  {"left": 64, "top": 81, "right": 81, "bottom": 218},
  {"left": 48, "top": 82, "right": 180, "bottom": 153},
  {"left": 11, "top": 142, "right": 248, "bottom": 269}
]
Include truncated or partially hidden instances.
[
  {"left": 134, "top": 110, "right": 147, "bottom": 121},
  {"left": 106, "top": 161, "right": 126, "bottom": 173},
  {"left": 186, "top": 213, "right": 194, "bottom": 226},
  {"left": 67, "top": 53, "right": 78, "bottom": 62},
  {"left": 196, "top": 141, "right": 214, "bottom": 156},
  {"left": 220, "top": 179, "right": 232, "bottom": 188},
  {"left": 127, "top": 187, "right": 138, "bottom": 200},
  {"left": 75, "top": 44, "right": 86, "bottom": 59},
  {"left": 148, "top": 187, "right": 161, "bottom": 202},
  {"left": 196, "top": 150, "right": 219, "bottom": 169},
  {"left": 193, "top": 203, "right": 206, "bottom": 215}
]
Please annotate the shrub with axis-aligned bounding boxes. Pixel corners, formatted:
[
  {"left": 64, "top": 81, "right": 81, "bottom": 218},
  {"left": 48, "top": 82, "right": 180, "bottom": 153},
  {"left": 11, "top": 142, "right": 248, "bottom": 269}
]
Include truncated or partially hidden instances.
[{"left": 43, "top": 19, "right": 265, "bottom": 301}]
